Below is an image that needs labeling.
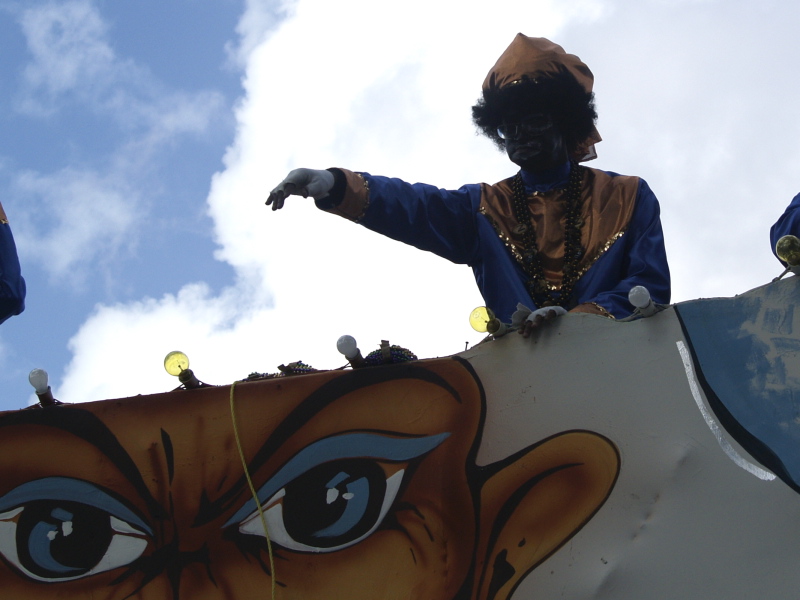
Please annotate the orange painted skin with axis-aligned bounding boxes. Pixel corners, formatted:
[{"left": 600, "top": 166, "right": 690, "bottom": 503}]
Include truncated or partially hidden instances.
[{"left": 0, "top": 358, "right": 619, "bottom": 600}]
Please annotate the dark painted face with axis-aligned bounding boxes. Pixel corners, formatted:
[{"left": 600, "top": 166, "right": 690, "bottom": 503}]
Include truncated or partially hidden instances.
[{"left": 500, "top": 111, "right": 568, "bottom": 173}]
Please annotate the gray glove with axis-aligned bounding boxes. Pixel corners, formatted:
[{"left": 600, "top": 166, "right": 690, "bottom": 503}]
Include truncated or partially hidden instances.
[{"left": 266, "top": 168, "right": 335, "bottom": 210}]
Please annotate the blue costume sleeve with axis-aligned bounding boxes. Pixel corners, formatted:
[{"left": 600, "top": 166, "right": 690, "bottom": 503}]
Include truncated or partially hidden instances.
[
  {"left": 770, "top": 192, "right": 800, "bottom": 262},
  {"left": 357, "top": 174, "right": 482, "bottom": 265},
  {"left": 575, "top": 179, "right": 670, "bottom": 318},
  {"left": 0, "top": 223, "right": 26, "bottom": 324}
]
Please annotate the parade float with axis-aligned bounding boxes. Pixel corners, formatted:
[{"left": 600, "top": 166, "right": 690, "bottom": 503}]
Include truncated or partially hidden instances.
[{"left": 2, "top": 241, "right": 800, "bottom": 600}]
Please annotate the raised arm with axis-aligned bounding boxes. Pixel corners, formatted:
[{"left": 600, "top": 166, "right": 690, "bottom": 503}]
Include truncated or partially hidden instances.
[{"left": 267, "top": 167, "right": 483, "bottom": 265}]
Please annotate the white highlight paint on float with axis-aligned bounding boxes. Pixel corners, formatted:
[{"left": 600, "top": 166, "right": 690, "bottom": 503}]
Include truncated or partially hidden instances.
[{"left": 676, "top": 340, "right": 775, "bottom": 482}]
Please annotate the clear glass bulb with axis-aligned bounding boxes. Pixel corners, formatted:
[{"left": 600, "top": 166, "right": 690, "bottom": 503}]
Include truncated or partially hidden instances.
[
  {"left": 164, "top": 351, "right": 190, "bottom": 376},
  {"left": 28, "top": 368, "right": 49, "bottom": 394},
  {"left": 336, "top": 335, "right": 359, "bottom": 359},
  {"left": 469, "top": 306, "right": 496, "bottom": 333},
  {"left": 628, "top": 285, "right": 652, "bottom": 309},
  {"left": 776, "top": 235, "right": 800, "bottom": 266}
]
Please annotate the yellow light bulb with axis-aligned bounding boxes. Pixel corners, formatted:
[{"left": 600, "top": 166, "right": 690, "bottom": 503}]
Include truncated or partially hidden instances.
[
  {"left": 776, "top": 235, "right": 800, "bottom": 267},
  {"left": 469, "top": 306, "right": 496, "bottom": 333},
  {"left": 164, "top": 351, "right": 190, "bottom": 376}
]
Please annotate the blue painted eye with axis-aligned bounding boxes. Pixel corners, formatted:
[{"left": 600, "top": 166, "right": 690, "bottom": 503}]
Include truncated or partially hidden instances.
[
  {"left": 238, "top": 459, "right": 404, "bottom": 552},
  {"left": 0, "top": 478, "right": 150, "bottom": 582},
  {"left": 228, "top": 432, "right": 449, "bottom": 553}
]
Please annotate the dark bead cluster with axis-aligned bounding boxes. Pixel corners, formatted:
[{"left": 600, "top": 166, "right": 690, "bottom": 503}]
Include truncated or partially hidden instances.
[
  {"left": 364, "top": 346, "right": 418, "bottom": 365},
  {"left": 244, "top": 361, "right": 318, "bottom": 380},
  {"left": 510, "top": 163, "right": 585, "bottom": 308}
]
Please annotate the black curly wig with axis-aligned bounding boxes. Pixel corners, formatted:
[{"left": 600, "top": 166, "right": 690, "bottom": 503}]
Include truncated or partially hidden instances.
[{"left": 472, "top": 67, "right": 597, "bottom": 153}]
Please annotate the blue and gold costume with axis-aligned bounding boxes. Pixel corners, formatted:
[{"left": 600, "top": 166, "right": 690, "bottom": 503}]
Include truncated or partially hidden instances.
[{"left": 317, "top": 163, "right": 669, "bottom": 322}]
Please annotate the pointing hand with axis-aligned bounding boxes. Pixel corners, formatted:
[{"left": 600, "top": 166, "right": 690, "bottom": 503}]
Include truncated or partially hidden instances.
[{"left": 266, "top": 168, "right": 335, "bottom": 211}]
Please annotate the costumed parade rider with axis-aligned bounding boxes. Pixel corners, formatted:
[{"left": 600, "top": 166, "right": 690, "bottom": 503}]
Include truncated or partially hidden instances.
[
  {"left": 0, "top": 200, "right": 25, "bottom": 324},
  {"left": 267, "top": 34, "right": 670, "bottom": 336}
]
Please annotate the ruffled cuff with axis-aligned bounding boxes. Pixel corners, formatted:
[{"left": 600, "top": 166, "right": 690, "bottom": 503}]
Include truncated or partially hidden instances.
[{"left": 315, "top": 168, "right": 370, "bottom": 222}]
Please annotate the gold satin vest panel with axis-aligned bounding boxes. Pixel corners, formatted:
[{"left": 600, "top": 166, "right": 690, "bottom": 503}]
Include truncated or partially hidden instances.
[{"left": 478, "top": 168, "right": 639, "bottom": 288}]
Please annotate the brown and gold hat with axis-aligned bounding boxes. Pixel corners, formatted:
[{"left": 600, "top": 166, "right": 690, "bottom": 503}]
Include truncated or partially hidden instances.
[{"left": 483, "top": 34, "right": 601, "bottom": 161}]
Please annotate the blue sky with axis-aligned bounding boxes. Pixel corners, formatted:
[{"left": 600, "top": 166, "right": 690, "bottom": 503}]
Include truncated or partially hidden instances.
[
  {"left": 0, "top": 0, "right": 243, "bottom": 407},
  {"left": 1, "top": 0, "right": 799, "bottom": 410}
]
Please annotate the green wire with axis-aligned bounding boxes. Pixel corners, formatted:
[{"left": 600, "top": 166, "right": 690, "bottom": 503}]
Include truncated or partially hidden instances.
[{"left": 230, "top": 380, "right": 277, "bottom": 599}]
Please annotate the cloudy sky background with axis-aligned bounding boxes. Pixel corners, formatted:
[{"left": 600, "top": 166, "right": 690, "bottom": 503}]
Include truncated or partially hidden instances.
[{"left": 0, "top": 0, "right": 798, "bottom": 410}]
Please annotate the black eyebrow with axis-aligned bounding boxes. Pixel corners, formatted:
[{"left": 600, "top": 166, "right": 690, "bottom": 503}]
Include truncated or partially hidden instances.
[
  {"left": 193, "top": 358, "right": 471, "bottom": 526},
  {"left": 0, "top": 405, "right": 166, "bottom": 520}
]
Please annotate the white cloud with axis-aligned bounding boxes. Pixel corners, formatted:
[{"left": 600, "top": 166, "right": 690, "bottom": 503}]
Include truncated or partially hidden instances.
[
  {"left": 11, "top": 168, "right": 137, "bottom": 282},
  {"left": 113, "top": 89, "right": 227, "bottom": 171},
  {"left": 576, "top": 0, "right": 800, "bottom": 302},
  {"left": 225, "top": 0, "right": 293, "bottom": 70},
  {"left": 60, "top": 283, "right": 249, "bottom": 402},
  {"left": 56, "top": 0, "right": 800, "bottom": 404},
  {"left": 16, "top": 0, "right": 120, "bottom": 115}
]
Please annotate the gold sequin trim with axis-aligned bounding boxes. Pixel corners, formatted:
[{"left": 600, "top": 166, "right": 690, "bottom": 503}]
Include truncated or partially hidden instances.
[
  {"left": 524, "top": 229, "right": 628, "bottom": 290},
  {"left": 479, "top": 206, "right": 524, "bottom": 263},
  {"left": 479, "top": 206, "right": 628, "bottom": 290},
  {"left": 589, "top": 302, "right": 615, "bottom": 319},
  {"left": 353, "top": 172, "right": 371, "bottom": 223},
  {"left": 573, "top": 229, "right": 627, "bottom": 280}
]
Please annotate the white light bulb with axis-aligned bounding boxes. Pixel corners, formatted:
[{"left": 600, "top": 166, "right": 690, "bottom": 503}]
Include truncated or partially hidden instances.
[
  {"left": 628, "top": 285, "right": 652, "bottom": 309},
  {"left": 336, "top": 335, "right": 359, "bottom": 359},
  {"left": 28, "top": 368, "right": 49, "bottom": 394}
]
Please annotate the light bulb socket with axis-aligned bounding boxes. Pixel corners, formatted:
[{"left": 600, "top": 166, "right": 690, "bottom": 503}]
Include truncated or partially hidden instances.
[
  {"left": 36, "top": 386, "right": 58, "bottom": 407},
  {"left": 487, "top": 319, "right": 507, "bottom": 336},
  {"left": 639, "top": 304, "right": 657, "bottom": 317},
  {"left": 178, "top": 368, "right": 202, "bottom": 389},
  {"left": 348, "top": 350, "right": 366, "bottom": 368}
]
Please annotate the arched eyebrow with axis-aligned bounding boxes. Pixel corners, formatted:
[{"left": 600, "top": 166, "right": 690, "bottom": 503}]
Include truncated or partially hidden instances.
[
  {"left": 194, "top": 361, "right": 470, "bottom": 526},
  {"left": 222, "top": 431, "right": 450, "bottom": 527},
  {"left": 0, "top": 406, "right": 166, "bottom": 520}
]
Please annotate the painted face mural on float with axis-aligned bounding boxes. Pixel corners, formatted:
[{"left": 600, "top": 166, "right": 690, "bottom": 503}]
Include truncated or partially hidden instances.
[
  {"left": 0, "top": 358, "right": 619, "bottom": 600},
  {"left": 5, "top": 277, "right": 800, "bottom": 599}
]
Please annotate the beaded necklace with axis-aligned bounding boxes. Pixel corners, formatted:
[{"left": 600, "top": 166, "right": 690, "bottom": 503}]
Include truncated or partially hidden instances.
[{"left": 510, "top": 162, "right": 585, "bottom": 308}]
